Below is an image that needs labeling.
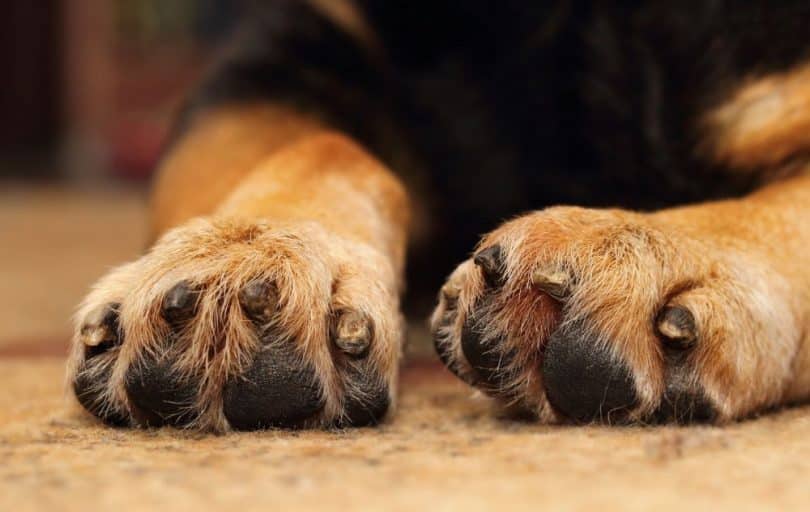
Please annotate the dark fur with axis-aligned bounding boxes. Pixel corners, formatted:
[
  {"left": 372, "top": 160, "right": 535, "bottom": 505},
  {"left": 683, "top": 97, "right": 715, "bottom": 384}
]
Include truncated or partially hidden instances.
[{"left": 174, "top": 0, "right": 810, "bottom": 307}]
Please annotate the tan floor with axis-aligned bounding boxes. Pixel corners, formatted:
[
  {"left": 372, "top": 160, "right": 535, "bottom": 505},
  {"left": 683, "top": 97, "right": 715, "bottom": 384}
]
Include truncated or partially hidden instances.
[
  {"left": 0, "top": 183, "right": 147, "bottom": 350},
  {"left": 2, "top": 359, "right": 810, "bottom": 512},
  {"left": 2, "top": 185, "right": 810, "bottom": 511}
]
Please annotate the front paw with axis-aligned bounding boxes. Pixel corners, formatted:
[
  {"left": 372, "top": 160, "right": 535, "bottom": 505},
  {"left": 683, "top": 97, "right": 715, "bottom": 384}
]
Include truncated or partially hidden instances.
[
  {"left": 432, "top": 207, "right": 799, "bottom": 424},
  {"left": 69, "top": 218, "right": 402, "bottom": 431}
]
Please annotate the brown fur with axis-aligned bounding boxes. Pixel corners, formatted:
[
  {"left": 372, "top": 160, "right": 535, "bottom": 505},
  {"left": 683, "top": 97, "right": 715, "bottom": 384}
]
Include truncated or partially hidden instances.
[
  {"left": 433, "top": 63, "right": 810, "bottom": 423},
  {"left": 70, "top": 106, "right": 410, "bottom": 431},
  {"left": 150, "top": 104, "right": 327, "bottom": 240},
  {"left": 72, "top": 58, "right": 810, "bottom": 429}
]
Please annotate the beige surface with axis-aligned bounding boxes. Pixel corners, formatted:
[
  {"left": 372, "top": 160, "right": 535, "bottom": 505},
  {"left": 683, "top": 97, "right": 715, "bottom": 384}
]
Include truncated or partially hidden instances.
[
  {"left": 0, "top": 184, "right": 147, "bottom": 349},
  {"left": 1, "top": 358, "right": 810, "bottom": 512}
]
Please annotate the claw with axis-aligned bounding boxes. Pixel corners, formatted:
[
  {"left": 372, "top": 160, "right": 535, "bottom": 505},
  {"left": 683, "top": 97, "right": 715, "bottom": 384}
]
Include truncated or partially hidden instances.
[
  {"left": 473, "top": 245, "right": 505, "bottom": 287},
  {"left": 657, "top": 305, "right": 697, "bottom": 348},
  {"left": 441, "top": 283, "right": 460, "bottom": 307},
  {"left": 531, "top": 268, "right": 571, "bottom": 301},
  {"left": 239, "top": 279, "right": 278, "bottom": 323},
  {"left": 80, "top": 303, "right": 120, "bottom": 352},
  {"left": 162, "top": 280, "right": 199, "bottom": 326},
  {"left": 333, "top": 311, "right": 372, "bottom": 358}
]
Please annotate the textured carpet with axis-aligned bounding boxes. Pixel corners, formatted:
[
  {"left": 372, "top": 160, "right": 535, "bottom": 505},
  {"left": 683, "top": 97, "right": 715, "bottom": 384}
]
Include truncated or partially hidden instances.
[
  {"left": 2, "top": 357, "right": 810, "bottom": 512},
  {"left": 3, "top": 185, "right": 810, "bottom": 511}
]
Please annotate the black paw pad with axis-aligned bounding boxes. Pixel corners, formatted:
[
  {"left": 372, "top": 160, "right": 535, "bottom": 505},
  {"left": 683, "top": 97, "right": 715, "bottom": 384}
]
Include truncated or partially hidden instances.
[
  {"left": 432, "top": 284, "right": 479, "bottom": 385},
  {"left": 653, "top": 385, "right": 717, "bottom": 424},
  {"left": 434, "top": 335, "right": 476, "bottom": 385},
  {"left": 223, "top": 339, "right": 324, "bottom": 430},
  {"left": 652, "top": 347, "right": 717, "bottom": 424},
  {"left": 339, "top": 362, "right": 390, "bottom": 427},
  {"left": 73, "top": 359, "right": 129, "bottom": 427},
  {"left": 542, "top": 322, "right": 638, "bottom": 423},
  {"left": 460, "top": 312, "right": 516, "bottom": 393},
  {"left": 124, "top": 353, "right": 199, "bottom": 427}
]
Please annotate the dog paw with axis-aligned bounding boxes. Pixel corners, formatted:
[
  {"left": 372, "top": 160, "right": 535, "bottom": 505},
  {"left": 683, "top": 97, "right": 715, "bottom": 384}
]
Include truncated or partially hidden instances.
[
  {"left": 69, "top": 218, "right": 402, "bottom": 431},
  {"left": 432, "top": 207, "right": 800, "bottom": 424}
]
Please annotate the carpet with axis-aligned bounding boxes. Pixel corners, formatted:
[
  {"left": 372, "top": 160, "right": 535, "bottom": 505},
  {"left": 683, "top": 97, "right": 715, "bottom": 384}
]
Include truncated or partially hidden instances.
[
  {"left": 2, "top": 357, "right": 809, "bottom": 512},
  {"left": 3, "top": 185, "right": 809, "bottom": 511}
]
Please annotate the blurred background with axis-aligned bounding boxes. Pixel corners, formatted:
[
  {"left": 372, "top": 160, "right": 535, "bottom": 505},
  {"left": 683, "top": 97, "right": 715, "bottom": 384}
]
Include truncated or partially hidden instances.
[{"left": 0, "top": 1, "right": 244, "bottom": 354}]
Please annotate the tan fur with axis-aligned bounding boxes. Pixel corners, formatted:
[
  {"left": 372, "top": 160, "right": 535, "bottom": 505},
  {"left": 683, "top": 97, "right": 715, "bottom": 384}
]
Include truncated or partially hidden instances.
[
  {"left": 306, "top": 0, "right": 381, "bottom": 52},
  {"left": 703, "top": 61, "right": 810, "bottom": 172},
  {"left": 70, "top": 106, "right": 410, "bottom": 431},
  {"left": 433, "top": 190, "right": 810, "bottom": 423},
  {"left": 149, "top": 104, "right": 327, "bottom": 240},
  {"left": 434, "top": 57, "right": 810, "bottom": 424},
  {"left": 434, "top": 60, "right": 810, "bottom": 423},
  {"left": 72, "top": 58, "right": 810, "bottom": 429}
]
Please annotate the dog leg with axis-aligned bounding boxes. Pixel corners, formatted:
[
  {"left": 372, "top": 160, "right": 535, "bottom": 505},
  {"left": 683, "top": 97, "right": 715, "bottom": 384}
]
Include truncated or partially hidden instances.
[
  {"left": 69, "top": 105, "right": 410, "bottom": 431},
  {"left": 433, "top": 172, "right": 810, "bottom": 424}
]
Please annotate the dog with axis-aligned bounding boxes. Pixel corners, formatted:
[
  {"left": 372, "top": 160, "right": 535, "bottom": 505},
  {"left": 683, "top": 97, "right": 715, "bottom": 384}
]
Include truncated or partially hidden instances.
[{"left": 70, "top": 0, "right": 810, "bottom": 430}]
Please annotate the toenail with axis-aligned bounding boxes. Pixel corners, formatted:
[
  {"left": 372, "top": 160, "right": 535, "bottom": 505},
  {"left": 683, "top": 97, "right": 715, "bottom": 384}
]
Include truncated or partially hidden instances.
[
  {"left": 474, "top": 245, "right": 505, "bottom": 286},
  {"left": 162, "top": 281, "right": 199, "bottom": 326},
  {"left": 223, "top": 339, "right": 324, "bottom": 430},
  {"left": 656, "top": 305, "right": 697, "bottom": 349},
  {"left": 441, "top": 283, "right": 460, "bottom": 305},
  {"left": 531, "top": 268, "right": 571, "bottom": 301},
  {"left": 80, "top": 303, "right": 120, "bottom": 356},
  {"left": 332, "top": 311, "right": 372, "bottom": 358},
  {"left": 239, "top": 279, "right": 278, "bottom": 323}
]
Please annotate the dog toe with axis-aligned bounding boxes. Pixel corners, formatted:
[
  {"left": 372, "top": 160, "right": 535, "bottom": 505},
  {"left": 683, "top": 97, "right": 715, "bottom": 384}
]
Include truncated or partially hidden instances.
[{"left": 70, "top": 219, "right": 402, "bottom": 432}]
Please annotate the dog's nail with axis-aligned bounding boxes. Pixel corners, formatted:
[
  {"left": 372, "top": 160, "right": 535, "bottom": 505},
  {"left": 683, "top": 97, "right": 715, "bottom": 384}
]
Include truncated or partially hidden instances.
[
  {"left": 333, "top": 311, "right": 372, "bottom": 358},
  {"left": 80, "top": 304, "right": 120, "bottom": 349},
  {"left": 657, "top": 306, "right": 697, "bottom": 348},
  {"left": 162, "top": 280, "right": 199, "bottom": 326},
  {"left": 441, "top": 283, "right": 460, "bottom": 305},
  {"left": 239, "top": 279, "right": 278, "bottom": 323},
  {"left": 531, "top": 268, "right": 571, "bottom": 300},
  {"left": 474, "top": 245, "right": 505, "bottom": 286}
]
